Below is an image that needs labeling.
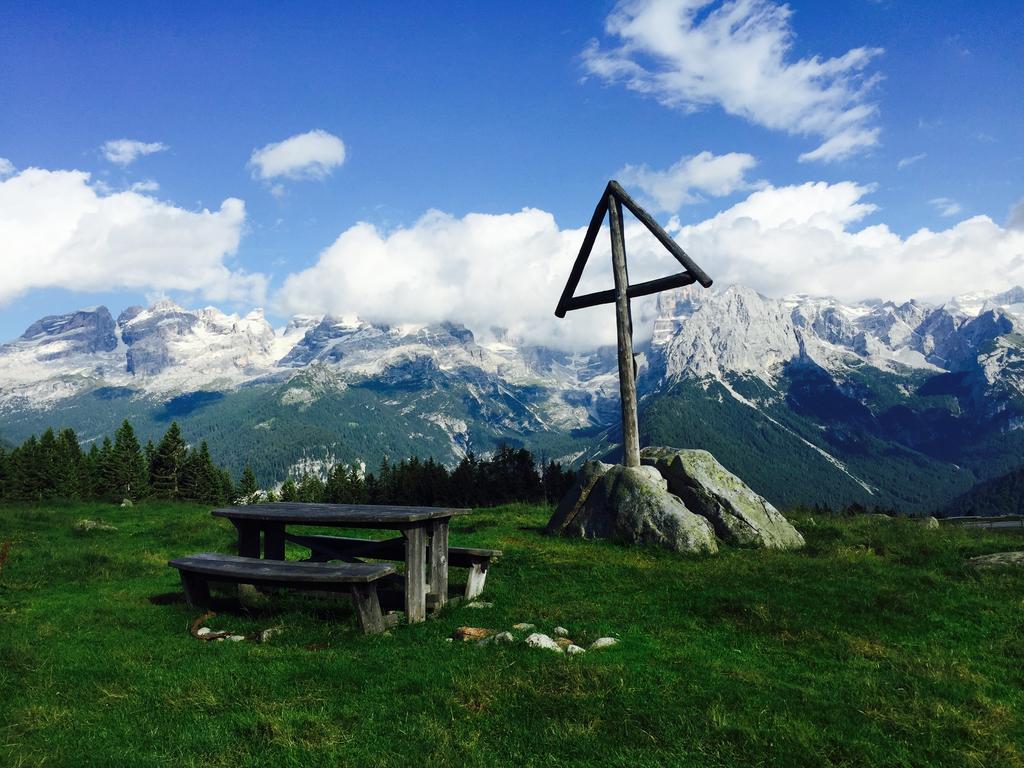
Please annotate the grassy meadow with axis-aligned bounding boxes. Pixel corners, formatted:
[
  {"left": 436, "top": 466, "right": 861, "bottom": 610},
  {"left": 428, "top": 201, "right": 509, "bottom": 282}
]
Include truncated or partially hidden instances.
[{"left": 1, "top": 501, "right": 1024, "bottom": 767}]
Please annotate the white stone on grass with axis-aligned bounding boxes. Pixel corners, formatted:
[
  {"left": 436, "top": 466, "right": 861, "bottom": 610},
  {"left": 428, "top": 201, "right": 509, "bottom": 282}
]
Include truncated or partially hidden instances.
[
  {"left": 228, "top": 635, "right": 245, "bottom": 642},
  {"left": 512, "top": 623, "right": 535, "bottom": 631},
  {"left": 494, "top": 631, "right": 515, "bottom": 644},
  {"left": 590, "top": 637, "right": 619, "bottom": 650},
  {"left": 466, "top": 601, "right": 494, "bottom": 609},
  {"left": 525, "top": 633, "right": 563, "bottom": 653},
  {"left": 566, "top": 644, "right": 586, "bottom": 655},
  {"left": 553, "top": 626, "right": 569, "bottom": 637},
  {"left": 196, "top": 627, "right": 212, "bottom": 637}
]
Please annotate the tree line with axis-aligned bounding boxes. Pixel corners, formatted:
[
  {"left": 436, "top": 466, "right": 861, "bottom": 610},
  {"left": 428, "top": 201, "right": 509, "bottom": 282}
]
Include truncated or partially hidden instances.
[
  {"left": 0, "top": 422, "right": 577, "bottom": 508},
  {"left": 0, "top": 421, "right": 232, "bottom": 504}
]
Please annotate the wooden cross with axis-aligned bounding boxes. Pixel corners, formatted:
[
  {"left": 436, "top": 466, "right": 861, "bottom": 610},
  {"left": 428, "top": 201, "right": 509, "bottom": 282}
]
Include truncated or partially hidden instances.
[{"left": 555, "top": 180, "right": 713, "bottom": 467}]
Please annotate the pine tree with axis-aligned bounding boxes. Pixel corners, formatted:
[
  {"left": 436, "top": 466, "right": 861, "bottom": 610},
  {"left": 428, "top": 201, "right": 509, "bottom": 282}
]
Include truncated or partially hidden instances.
[
  {"left": 238, "top": 466, "right": 259, "bottom": 502},
  {"left": 111, "top": 420, "right": 148, "bottom": 501},
  {"left": 150, "top": 422, "right": 187, "bottom": 499},
  {"left": 55, "top": 428, "right": 83, "bottom": 500},
  {"left": 280, "top": 476, "right": 299, "bottom": 502}
]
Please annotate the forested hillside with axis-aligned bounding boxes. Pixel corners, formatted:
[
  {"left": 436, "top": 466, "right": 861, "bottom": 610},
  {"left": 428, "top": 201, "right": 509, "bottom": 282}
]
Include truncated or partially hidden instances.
[{"left": 940, "top": 465, "right": 1024, "bottom": 518}]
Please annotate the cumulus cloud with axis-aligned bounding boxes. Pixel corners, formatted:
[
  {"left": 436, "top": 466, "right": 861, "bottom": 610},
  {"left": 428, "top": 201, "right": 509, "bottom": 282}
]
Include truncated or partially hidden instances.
[
  {"left": 249, "top": 129, "right": 346, "bottom": 181},
  {"left": 582, "top": 0, "right": 883, "bottom": 162},
  {"left": 102, "top": 139, "right": 168, "bottom": 166},
  {"left": 0, "top": 157, "right": 15, "bottom": 178},
  {"left": 276, "top": 181, "right": 1024, "bottom": 351},
  {"left": 896, "top": 152, "right": 926, "bottom": 170},
  {"left": 0, "top": 167, "right": 263, "bottom": 306},
  {"left": 673, "top": 182, "right": 1024, "bottom": 304},
  {"left": 617, "top": 150, "right": 758, "bottom": 211},
  {"left": 929, "top": 197, "right": 962, "bottom": 217}
]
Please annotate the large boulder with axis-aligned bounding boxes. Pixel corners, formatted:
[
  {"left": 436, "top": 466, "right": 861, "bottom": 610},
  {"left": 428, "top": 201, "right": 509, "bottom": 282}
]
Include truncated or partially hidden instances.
[
  {"left": 640, "top": 447, "right": 805, "bottom": 550},
  {"left": 559, "top": 464, "right": 718, "bottom": 555},
  {"left": 546, "top": 460, "right": 611, "bottom": 535}
]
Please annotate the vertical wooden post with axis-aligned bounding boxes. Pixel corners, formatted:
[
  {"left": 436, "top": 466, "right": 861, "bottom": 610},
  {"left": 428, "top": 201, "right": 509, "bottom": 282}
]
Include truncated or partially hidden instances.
[
  {"left": 428, "top": 519, "right": 449, "bottom": 610},
  {"left": 234, "top": 521, "right": 261, "bottom": 558},
  {"left": 403, "top": 526, "right": 427, "bottom": 623},
  {"left": 608, "top": 193, "right": 641, "bottom": 468},
  {"left": 263, "top": 523, "right": 285, "bottom": 560}
]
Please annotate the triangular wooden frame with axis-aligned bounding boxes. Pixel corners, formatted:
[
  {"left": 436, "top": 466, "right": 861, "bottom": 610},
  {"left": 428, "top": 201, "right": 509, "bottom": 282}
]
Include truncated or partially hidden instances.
[{"left": 554, "top": 180, "right": 713, "bottom": 318}]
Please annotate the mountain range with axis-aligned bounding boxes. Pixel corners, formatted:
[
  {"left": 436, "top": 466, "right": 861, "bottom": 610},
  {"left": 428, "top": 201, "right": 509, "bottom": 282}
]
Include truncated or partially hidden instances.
[{"left": 2, "top": 283, "right": 1023, "bottom": 513}]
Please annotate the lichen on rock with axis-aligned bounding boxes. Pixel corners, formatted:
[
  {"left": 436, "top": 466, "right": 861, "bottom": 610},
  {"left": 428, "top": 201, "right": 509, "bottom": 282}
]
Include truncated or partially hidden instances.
[{"left": 640, "top": 447, "right": 804, "bottom": 550}]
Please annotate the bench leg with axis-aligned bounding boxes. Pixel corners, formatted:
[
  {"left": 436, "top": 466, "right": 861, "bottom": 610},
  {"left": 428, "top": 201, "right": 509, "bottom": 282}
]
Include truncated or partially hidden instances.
[
  {"left": 234, "top": 521, "right": 261, "bottom": 558},
  {"left": 350, "top": 584, "right": 386, "bottom": 634},
  {"left": 264, "top": 523, "right": 286, "bottom": 560},
  {"left": 179, "top": 572, "right": 211, "bottom": 607},
  {"left": 403, "top": 526, "right": 427, "bottom": 624},
  {"left": 465, "top": 560, "right": 489, "bottom": 600},
  {"left": 428, "top": 520, "right": 449, "bottom": 611}
]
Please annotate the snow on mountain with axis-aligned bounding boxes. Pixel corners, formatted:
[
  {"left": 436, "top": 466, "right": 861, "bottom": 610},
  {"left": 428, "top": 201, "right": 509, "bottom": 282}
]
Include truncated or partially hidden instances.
[
  {"left": 2, "top": 285, "right": 1022, "bottom": 423},
  {"left": 654, "top": 284, "right": 1024, "bottom": 389}
]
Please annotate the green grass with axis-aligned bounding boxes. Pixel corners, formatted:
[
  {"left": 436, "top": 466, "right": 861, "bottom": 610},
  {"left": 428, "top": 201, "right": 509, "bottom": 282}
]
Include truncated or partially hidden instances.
[{"left": 2, "top": 502, "right": 1024, "bottom": 767}]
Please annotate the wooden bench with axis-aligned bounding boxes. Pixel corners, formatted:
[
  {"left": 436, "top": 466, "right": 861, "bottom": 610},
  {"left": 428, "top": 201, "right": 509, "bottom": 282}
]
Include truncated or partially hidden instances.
[
  {"left": 285, "top": 534, "right": 501, "bottom": 600},
  {"left": 168, "top": 553, "right": 396, "bottom": 634}
]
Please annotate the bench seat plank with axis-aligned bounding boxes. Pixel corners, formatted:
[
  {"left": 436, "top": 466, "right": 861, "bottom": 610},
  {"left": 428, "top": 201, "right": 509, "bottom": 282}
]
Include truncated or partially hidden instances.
[
  {"left": 167, "top": 553, "right": 394, "bottom": 634},
  {"left": 169, "top": 553, "right": 395, "bottom": 584}
]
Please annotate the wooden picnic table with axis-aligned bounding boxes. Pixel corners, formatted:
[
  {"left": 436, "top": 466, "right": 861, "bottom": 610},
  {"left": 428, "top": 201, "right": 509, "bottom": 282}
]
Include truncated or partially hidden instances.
[{"left": 211, "top": 503, "right": 472, "bottom": 623}]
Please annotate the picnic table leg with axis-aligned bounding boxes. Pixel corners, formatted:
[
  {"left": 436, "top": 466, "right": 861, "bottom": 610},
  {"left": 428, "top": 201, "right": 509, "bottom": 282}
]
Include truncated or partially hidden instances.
[
  {"left": 264, "top": 523, "right": 286, "bottom": 560},
  {"left": 403, "top": 526, "right": 427, "bottom": 623},
  {"left": 428, "top": 519, "right": 449, "bottom": 610},
  {"left": 234, "top": 521, "right": 261, "bottom": 558}
]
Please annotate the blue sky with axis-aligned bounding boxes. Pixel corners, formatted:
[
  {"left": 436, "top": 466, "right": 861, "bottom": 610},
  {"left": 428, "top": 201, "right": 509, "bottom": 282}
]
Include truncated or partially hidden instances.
[{"left": 1, "top": 0, "right": 1022, "bottom": 347}]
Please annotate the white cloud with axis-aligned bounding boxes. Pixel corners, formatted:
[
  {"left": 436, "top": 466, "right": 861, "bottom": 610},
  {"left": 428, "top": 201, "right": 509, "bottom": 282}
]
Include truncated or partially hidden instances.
[
  {"left": 129, "top": 179, "right": 160, "bottom": 193},
  {"left": 0, "top": 157, "right": 15, "bottom": 178},
  {"left": 102, "top": 139, "right": 168, "bottom": 166},
  {"left": 617, "top": 150, "right": 758, "bottom": 211},
  {"left": 674, "top": 182, "right": 1024, "bottom": 304},
  {"left": 249, "top": 129, "right": 346, "bottom": 181},
  {"left": 582, "top": 0, "right": 883, "bottom": 162},
  {"left": 0, "top": 167, "right": 263, "bottom": 306},
  {"left": 276, "top": 181, "right": 1024, "bottom": 350},
  {"left": 897, "top": 153, "right": 926, "bottom": 170},
  {"left": 929, "top": 197, "right": 962, "bottom": 217}
]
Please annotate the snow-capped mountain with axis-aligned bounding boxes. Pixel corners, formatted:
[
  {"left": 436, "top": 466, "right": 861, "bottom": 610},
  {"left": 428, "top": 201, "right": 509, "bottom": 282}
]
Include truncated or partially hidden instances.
[{"left": 1, "top": 284, "right": 1022, "bottom": 512}]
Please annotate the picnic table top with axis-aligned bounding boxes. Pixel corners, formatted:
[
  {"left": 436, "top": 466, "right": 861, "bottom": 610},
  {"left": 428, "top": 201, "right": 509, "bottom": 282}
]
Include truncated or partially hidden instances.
[{"left": 211, "top": 502, "right": 473, "bottom": 526}]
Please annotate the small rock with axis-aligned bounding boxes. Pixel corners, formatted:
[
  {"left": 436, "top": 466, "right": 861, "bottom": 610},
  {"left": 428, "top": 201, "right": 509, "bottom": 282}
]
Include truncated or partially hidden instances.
[
  {"left": 555, "top": 637, "right": 573, "bottom": 649},
  {"left": 72, "top": 519, "right": 117, "bottom": 532},
  {"left": 590, "top": 637, "right": 619, "bottom": 650},
  {"left": 215, "top": 637, "right": 225, "bottom": 642},
  {"left": 919, "top": 516, "right": 940, "bottom": 530},
  {"left": 476, "top": 635, "right": 495, "bottom": 646},
  {"left": 466, "top": 601, "right": 494, "bottom": 609},
  {"left": 120, "top": 498, "right": 133, "bottom": 508},
  {"left": 512, "top": 622, "right": 535, "bottom": 631},
  {"left": 525, "top": 633, "right": 563, "bottom": 653},
  {"left": 257, "top": 627, "right": 283, "bottom": 643},
  {"left": 966, "top": 551, "right": 1024, "bottom": 569},
  {"left": 453, "top": 626, "right": 492, "bottom": 642},
  {"left": 553, "top": 626, "right": 569, "bottom": 637},
  {"left": 445, "top": 638, "right": 454, "bottom": 643},
  {"left": 566, "top": 644, "right": 586, "bottom": 655},
  {"left": 494, "top": 631, "right": 515, "bottom": 644},
  {"left": 196, "top": 627, "right": 212, "bottom": 637},
  {"left": 228, "top": 635, "right": 245, "bottom": 642}
]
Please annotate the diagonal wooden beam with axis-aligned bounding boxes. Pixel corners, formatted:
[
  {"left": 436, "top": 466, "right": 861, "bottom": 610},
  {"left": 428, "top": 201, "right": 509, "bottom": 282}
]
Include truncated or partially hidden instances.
[
  {"left": 554, "top": 184, "right": 611, "bottom": 318},
  {"left": 608, "top": 180, "right": 713, "bottom": 288}
]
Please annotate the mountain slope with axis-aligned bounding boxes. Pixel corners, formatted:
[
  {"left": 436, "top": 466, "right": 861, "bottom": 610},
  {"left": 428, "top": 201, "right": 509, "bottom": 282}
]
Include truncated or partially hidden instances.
[{"left": 1, "top": 283, "right": 1023, "bottom": 510}]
